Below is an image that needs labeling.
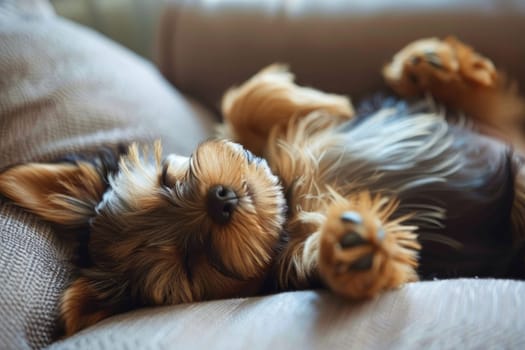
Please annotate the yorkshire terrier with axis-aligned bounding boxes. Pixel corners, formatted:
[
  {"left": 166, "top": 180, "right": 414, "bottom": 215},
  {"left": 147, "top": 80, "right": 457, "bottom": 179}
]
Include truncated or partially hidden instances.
[{"left": 1, "top": 37, "right": 524, "bottom": 337}]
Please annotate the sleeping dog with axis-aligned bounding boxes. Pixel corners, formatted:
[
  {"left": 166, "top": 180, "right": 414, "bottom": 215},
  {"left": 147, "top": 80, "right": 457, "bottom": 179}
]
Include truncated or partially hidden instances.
[{"left": 1, "top": 37, "right": 524, "bottom": 336}]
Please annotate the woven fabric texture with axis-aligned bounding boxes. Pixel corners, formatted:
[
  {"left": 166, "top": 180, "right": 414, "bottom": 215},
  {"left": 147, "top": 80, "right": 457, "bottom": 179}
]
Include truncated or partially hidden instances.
[{"left": 50, "top": 279, "right": 525, "bottom": 350}]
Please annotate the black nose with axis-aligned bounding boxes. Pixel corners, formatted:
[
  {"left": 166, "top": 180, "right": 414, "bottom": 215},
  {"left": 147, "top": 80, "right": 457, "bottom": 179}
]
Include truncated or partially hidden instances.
[{"left": 207, "top": 185, "right": 238, "bottom": 224}]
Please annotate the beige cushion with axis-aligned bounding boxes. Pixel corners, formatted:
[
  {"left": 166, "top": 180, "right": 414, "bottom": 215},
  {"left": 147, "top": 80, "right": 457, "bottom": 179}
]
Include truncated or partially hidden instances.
[
  {"left": 0, "top": 3, "right": 214, "bottom": 170},
  {"left": 51, "top": 279, "right": 525, "bottom": 349}
]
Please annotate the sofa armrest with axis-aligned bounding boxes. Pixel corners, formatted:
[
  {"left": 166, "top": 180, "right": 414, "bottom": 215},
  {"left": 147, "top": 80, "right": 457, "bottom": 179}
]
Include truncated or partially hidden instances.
[{"left": 156, "top": 0, "right": 525, "bottom": 111}]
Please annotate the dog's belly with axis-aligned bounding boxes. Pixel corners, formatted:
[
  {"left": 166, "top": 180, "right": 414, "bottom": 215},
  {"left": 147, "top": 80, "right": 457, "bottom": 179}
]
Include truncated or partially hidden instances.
[{"left": 325, "top": 101, "right": 523, "bottom": 279}]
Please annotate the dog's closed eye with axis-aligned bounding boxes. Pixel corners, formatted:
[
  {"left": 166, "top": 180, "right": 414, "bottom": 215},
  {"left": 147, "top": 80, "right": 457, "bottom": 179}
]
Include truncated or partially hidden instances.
[
  {"left": 160, "top": 154, "right": 190, "bottom": 188},
  {"left": 161, "top": 162, "right": 170, "bottom": 188}
]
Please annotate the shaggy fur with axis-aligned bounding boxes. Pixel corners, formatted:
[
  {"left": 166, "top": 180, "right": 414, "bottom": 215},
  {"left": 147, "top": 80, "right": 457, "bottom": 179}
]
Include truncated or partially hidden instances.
[{"left": 0, "top": 37, "right": 524, "bottom": 337}]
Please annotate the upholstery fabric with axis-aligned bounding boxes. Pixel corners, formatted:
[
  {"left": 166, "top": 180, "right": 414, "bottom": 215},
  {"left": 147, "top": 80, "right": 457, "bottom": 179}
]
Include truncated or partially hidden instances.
[
  {"left": 0, "top": 203, "right": 73, "bottom": 349},
  {"left": 156, "top": 0, "right": 525, "bottom": 111},
  {"left": 50, "top": 279, "right": 525, "bottom": 349},
  {"left": 0, "top": 6, "right": 214, "bottom": 169},
  {"left": 0, "top": 1, "right": 214, "bottom": 349}
]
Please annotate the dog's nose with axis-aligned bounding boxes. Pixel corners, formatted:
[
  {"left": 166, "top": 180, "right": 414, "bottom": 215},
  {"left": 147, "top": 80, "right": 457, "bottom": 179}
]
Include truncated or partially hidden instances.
[{"left": 207, "top": 185, "right": 238, "bottom": 224}]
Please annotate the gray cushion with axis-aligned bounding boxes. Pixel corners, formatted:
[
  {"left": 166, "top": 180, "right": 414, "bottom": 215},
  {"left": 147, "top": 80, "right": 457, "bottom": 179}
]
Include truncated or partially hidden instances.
[{"left": 0, "top": 204, "right": 73, "bottom": 349}]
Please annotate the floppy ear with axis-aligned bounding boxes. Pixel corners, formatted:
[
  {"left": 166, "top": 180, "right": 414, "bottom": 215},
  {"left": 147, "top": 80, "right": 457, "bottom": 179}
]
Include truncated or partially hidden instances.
[
  {"left": 59, "top": 276, "right": 129, "bottom": 336},
  {"left": 0, "top": 161, "right": 105, "bottom": 226}
]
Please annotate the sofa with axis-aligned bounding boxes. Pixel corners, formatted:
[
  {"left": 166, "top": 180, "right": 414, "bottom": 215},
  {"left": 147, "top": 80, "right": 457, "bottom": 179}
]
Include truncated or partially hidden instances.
[{"left": 1, "top": 0, "right": 524, "bottom": 349}]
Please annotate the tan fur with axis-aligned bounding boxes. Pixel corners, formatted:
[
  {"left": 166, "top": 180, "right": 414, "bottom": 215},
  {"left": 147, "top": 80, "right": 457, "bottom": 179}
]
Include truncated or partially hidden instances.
[
  {"left": 1, "top": 37, "right": 524, "bottom": 337},
  {"left": 59, "top": 278, "right": 114, "bottom": 337},
  {"left": 0, "top": 162, "right": 103, "bottom": 226},
  {"left": 219, "top": 64, "right": 354, "bottom": 155}
]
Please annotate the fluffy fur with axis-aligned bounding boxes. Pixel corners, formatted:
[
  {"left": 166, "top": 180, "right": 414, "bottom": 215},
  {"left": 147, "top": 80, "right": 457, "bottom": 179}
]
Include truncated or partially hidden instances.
[{"left": 0, "top": 37, "right": 524, "bottom": 337}]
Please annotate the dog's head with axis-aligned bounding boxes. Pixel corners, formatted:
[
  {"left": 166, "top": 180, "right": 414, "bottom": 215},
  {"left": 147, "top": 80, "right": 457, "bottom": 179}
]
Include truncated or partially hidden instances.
[{"left": 0, "top": 140, "right": 286, "bottom": 335}]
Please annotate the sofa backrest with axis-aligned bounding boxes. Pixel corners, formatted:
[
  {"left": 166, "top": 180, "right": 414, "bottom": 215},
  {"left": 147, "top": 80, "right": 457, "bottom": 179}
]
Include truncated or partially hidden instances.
[{"left": 155, "top": 0, "right": 525, "bottom": 111}]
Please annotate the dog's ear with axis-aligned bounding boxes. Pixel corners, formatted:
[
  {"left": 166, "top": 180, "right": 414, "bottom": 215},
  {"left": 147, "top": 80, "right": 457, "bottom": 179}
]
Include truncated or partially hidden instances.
[
  {"left": 0, "top": 162, "right": 105, "bottom": 226},
  {"left": 59, "top": 277, "right": 128, "bottom": 336}
]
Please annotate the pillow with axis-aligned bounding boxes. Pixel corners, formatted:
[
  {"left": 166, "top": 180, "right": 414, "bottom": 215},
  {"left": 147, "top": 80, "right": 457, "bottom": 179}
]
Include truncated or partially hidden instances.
[
  {"left": 0, "top": 2, "right": 214, "bottom": 348},
  {"left": 0, "top": 4, "right": 214, "bottom": 170}
]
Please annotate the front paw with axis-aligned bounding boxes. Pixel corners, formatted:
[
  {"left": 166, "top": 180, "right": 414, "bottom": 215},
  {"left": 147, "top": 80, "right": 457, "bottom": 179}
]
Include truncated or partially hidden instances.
[{"left": 318, "top": 192, "right": 420, "bottom": 299}]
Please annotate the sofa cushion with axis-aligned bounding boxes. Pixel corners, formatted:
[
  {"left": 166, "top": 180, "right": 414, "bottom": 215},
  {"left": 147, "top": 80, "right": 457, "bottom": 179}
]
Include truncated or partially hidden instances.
[
  {"left": 0, "top": 2, "right": 214, "bottom": 349},
  {"left": 0, "top": 6, "right": 214, "bottom": 170},
  {"left": 50, "top": 279, "right": 525, "bottom": 349}
]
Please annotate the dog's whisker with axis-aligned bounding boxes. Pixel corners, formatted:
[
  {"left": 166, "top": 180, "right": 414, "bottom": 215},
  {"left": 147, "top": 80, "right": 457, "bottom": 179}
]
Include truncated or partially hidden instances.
[{"left": 417, "top": 233, "right": 463, "bottom": 250}]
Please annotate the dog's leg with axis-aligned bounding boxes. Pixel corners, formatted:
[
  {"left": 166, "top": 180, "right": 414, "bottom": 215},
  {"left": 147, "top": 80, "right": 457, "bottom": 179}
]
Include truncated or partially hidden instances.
[
  {"left": 317, "top": 191, "right": 420, "bottom": 299},
  {"left": 383, "top": 36, "right": 525, "bottom": 154},
  {"left": 220, "top": 64, "right": 354, "bottom": 155}
]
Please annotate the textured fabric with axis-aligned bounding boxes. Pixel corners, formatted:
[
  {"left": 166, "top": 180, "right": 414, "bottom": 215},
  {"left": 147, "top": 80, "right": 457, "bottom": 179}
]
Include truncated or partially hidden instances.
[
  {"left": 0, "top": 2, "right": 215, "bottom": 349},
  {"left": 52, "top": 0, "right": 165, "bottom": 59},
  {"left": 0, "top": 3, "right": 215, "bottom": 170},
  {"left": 0, "top": 203, "right": 73, "bottom": 350},
  {"left": 156, "top": 0, "right": 525, "bottom": 111},
  {"left": 50, "top": 279, "right": 525, "bottom": 349},
  {"left": 0, "top": 0, "right": 54, "bottom": 18}
]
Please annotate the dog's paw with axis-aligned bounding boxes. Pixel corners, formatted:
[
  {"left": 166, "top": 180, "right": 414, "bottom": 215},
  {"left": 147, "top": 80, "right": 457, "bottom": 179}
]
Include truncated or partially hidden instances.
[
  {"left": 318, "top": 193, "right": 420, "bottom": 299},
  {"left": 383, "top": 36, "right": 497, "bottom": 98}
]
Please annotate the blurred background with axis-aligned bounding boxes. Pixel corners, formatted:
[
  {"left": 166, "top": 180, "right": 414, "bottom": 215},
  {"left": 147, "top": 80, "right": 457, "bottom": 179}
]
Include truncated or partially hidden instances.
[
  {"left": 48, "top": 0, "right": 525, "bottom": 111},
  {"left": 51, "top": 0, "right": 164, "bottom": 59}
]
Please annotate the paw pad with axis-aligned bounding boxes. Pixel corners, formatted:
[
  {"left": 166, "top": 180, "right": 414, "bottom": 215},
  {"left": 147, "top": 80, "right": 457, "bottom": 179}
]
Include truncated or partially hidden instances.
[
  {"left": 349, "top": 253, "right": 374, "bottom": 271},
  {"left": 337, "top": 211, "right": 378, "bottom": 271},
  {"left": 339, "top": 232, "right": 366, "bottom": 249}
]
